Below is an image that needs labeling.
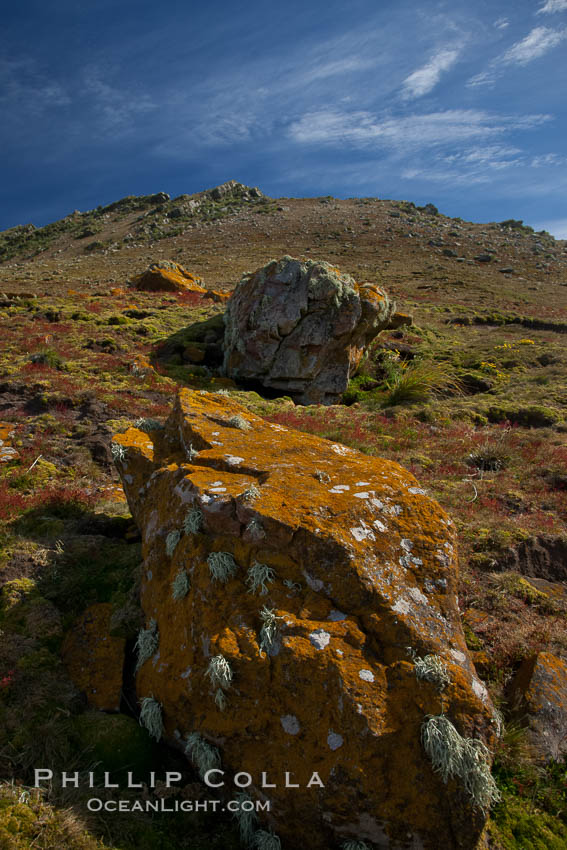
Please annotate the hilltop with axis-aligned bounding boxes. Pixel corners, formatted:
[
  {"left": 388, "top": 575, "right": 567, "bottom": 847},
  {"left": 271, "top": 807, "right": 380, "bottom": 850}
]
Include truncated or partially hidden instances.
[{"left": 0, "top": 182, "right": 566, "bottom": 850}]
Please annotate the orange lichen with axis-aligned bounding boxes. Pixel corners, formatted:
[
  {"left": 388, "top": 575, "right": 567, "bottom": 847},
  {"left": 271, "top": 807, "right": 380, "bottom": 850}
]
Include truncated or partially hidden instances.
[{"left": 114, "top": 389, "right": 494, "bottom": 849}]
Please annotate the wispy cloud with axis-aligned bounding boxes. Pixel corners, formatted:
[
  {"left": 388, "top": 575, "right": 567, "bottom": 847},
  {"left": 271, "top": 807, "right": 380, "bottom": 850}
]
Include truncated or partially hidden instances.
[
  {"left": 537, "top": 0, "right": 567, "bottom": 14},
  {"left": 401, "top": 48, "right": 461, "bottom": 99},
  {"left": 288, "top": 108, "right": 551, "bottom": 149},
  {"left": 468, "top": 25, "right": 567, "bottom": 86},
  {"left": 0, "top": 59, "right": 70, "bottom": 114},
  {"left": 494, "top": 18, "right": 510, "bottom": 30},
  {"left": 300, "top": 58, "right": 377, "bottom": 84},
  {"left": 499, "top": 25, "right": 567, "bottom": 64},
  {"left": 82, "top": 66, "right": 156, "bottom": 129}
]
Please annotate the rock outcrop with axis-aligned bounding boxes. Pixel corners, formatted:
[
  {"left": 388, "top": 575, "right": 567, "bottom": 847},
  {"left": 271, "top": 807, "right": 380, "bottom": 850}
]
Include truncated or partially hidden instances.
[
  {"left": 510, "top": 652, "right": 567, "bottom": 762},
  {"left": 131, "top": 261, "right": 205, "bottom": 293},
  {"left": 222, "top": 256, "right": 395, "bottom": 404},
  {"left": 131, "top": 261, "right": 230, "bottom": 302},
  {"left": 113, "top": 389, "right": 496, "bottom": 849}
]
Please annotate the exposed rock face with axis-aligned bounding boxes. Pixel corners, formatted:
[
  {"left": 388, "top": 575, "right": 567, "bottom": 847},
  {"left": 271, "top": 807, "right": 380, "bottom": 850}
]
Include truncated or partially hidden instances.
[
  {"left": 62, "top": 603, "right": 125, "bottom": 712},
  {"left": 113, "top": 389, "right": 495, "bottom": 849},
  {"left": 510, "top": 652, "right": 567, "bottom": 762},
  {"left": 222, "top": 256, "right": 395, "bottom": 404},
  {"left": 131, "top": 261, "right": 206, "bottom": 293},
  {"left": 0, "top": 422, "right": 18, "bottom": 463}
]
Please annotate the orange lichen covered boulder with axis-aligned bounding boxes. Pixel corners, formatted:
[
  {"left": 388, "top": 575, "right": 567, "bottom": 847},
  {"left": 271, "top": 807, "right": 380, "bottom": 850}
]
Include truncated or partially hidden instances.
[
  {"left": 131, "top": 261, "right": 206, "bottom": 293},
  {"left": 510, "top": 652, "right": 567, "bottom": 762},
  {"left": 62, "top": 603, "right": 125, "bottom": 711},
  {"left": 113, "top": 389, "right": 497, "bottom": 848},
  {"left": 222, "top": 256, "right": 395, "bottom": 404},
  {"left": 0, "top": 422, "right": 19, "bottom": 463}
]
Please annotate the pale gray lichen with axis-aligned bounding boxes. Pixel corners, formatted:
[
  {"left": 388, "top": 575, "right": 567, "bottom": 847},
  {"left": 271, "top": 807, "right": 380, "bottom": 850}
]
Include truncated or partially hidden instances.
[
  {"left": 206, "top": 655, "right": 233, "bottom": 690},
  {"left": 408, "top": 648, "right": 451, "bottom": 693},
  {"left": 233, "top": 791, "right": 258, "bottom": 845},
  {"left": 165, "top": 529, "right": 181, "bottom": 557},
  {"left": 184, "top": 507, "right": 203, "bottom": 535},
  {"left": 241, "top": 484, "right": 260, "bottom": 501},
  {"left": 186, "top": 443, "right": 198, "bottom": 461},
  {"left": 283, "top": 579, "right": 302, "bottom": 592},
  {"left": 421, "top": 714, "right": 501, "bottom": 811},
  {"left": 139, "top": 696, "right": 163, "bottom": 741},
  {"left": 171, "top": 568, "right": 190, "bottom": 600},
  {"left": 253, "top": 830, "right": 281, "bottom": 850},
  {"left": 134, "top": 418, "right": 164, "bottom": 432},
  {"left": 184, "top": 732, "right": 221, "bottom": 779},
  {"left": 341, "top": 842, "right": 371, "bottom": 850},
  {"left": 207, "top": 551, "right": 238, "bottom": 582},
  {"left": 245, "top": 518, "right": 265, "bottom": 540},
  {"left": 227, "top": 415, "right": 252, "bottom": 431},
  {"left": 135, "top": 618, "right": 159, "bottom": 671},
  {"left": 246, "top": 562, "right": 276, "bottom": 595},
  {"left": 214, "top": 688, "right": 227, "bottom": 711},
  {"left": 110, "top": 442, "right": 126, "bottom": 463},
  {"left": 258, "top": 606, "right": 283, "bottom": 656}
]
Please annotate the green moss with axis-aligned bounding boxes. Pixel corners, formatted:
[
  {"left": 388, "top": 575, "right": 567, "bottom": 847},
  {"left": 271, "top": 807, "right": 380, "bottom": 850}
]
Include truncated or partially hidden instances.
[
  {"left": 489, "top": 793, "right": 567, "bottom": 849},
  {"left": 487, "top": 405, "right": 560, "bottom": 428}
]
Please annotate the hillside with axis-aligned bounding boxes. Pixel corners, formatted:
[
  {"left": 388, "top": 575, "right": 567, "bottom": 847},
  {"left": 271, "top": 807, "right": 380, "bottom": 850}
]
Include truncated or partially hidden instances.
[{"left": 0, "top": 181, "right": 566, "bottom": 850}]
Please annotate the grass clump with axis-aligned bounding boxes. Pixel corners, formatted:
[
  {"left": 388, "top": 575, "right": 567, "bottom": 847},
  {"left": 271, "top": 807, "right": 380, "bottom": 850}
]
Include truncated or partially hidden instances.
[
  {"left": 183, "top": 507, "right": 203, "bottom": 534},
  {"left": 382, "top": 359, "right": 462, "bottom": 407},
  {"left": 245, "top": 518, "right": 265, "bottom": 540},
  {"left": 184, "top": 732, "right": 221, "bottom": 779},
  {"left": 246, "top": 562, "right": 275, "bottom": 595},
  {"left": 241, "top": 484, "right": 260, "bottom": 501},
  {"left": 207, "top": 551, "right": 238, "bottom": 582},
  {"left": 232, "top": 792, "right": 258, "bottom": 846},
  {"left": 134, "top": 417, "right": 164, "bottom": 432},
  {"left": 258, "top": 607, "right": 282, "bottom": 656},
  {"left": 409, "top": 648, "right": 451, "bottom": 693},
  {"left": 421, "top": 714, "right": 501, "bottom": 811},
  {"left": 139, "top": 696, "right": 163, "bottom": 741},
  {"left": 165, "top": 529, "right": 181, "bottom": 556},
  {"left": 135, "top": 618, "right": 159, "bottom": 671},
  {"left": 110, "top": 441, "right": 126, "bottom": 463},
  {"left": 227, "top": 415, "right": 252, "bottom": 431},
  {"left": 171, "top": 568, "right": 190, "bottom": 600},
  {"left": 253, "top": 830, "right": 281, "bottom": 850}
]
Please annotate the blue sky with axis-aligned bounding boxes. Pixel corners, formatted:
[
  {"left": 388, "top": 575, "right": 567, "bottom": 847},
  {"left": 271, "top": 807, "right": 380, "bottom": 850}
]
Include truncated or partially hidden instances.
[{"left": 2, "top": 0, "right": 566, "bottom": 236}]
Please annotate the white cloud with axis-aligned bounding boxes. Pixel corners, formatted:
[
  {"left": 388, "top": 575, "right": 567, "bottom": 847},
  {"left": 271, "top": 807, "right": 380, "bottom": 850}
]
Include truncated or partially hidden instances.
[
  {"left": 300, "top": 58, "right": 377, "bottom": 84},
  {"left": 530, "top": 152, "right": 565, "bottom": 166},
  {"left": 537, "top": 0, "right": 567, "bottom": 14},
  {"left": 499, "top": 25, "right": 567, "bottom": 64},
  {"left": 494, "top": 18, "right": 510, "bottom": 29},
  {"left": 467, "top": 25, "right": 567, "bottom": 86},
  {"left": 288, "top": 108, "right": 551, "bottom": 149},
  {"left": 401, "top": 48, "right": 461, "bottom": 99}
]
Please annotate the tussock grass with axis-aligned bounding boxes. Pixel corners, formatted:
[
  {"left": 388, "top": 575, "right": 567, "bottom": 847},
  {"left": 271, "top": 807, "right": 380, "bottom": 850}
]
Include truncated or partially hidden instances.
[
  {"left": 382, "top": 359, "right": 463, "bottom": 407},
  {"left": 421, "top": 714, "right": 501, "bottom": 811}
]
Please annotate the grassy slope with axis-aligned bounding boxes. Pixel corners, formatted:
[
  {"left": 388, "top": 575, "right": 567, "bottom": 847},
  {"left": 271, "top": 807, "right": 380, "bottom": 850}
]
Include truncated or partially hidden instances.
[{"left": 0, "top": 185, "right": 566, "bottom": 848}]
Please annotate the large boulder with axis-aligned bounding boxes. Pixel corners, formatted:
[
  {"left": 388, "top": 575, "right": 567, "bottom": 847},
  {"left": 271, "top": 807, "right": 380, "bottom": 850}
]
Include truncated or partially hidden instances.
[
  {"left": 131, "top": 261, "right": 206, "bottom": 293},
  {"left": 113, "top": 389, "right": 496, "bottom": 849},
  {"left": 222, "top": 256, "right": 395, "bottom": 404},
  {"left": 509, "top": 652, "right": 567, "bottom": 762}
]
